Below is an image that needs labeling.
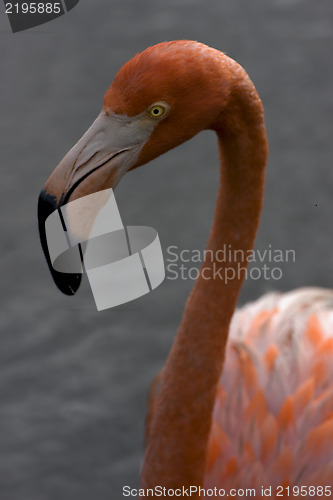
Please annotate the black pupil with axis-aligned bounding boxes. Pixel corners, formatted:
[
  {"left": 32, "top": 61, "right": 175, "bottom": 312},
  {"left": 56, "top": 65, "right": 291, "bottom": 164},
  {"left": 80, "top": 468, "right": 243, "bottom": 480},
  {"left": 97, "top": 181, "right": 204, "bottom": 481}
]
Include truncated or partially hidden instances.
[{"left": 153, "top": 108, "right": 160, "bottom": 114}]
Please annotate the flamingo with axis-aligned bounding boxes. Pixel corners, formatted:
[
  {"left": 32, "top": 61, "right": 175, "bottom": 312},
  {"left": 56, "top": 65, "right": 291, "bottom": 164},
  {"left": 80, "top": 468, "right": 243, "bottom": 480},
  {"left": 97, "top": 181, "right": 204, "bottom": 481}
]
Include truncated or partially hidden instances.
[{"left": 38, "top": 41, "right": 333, "bottom": 496}]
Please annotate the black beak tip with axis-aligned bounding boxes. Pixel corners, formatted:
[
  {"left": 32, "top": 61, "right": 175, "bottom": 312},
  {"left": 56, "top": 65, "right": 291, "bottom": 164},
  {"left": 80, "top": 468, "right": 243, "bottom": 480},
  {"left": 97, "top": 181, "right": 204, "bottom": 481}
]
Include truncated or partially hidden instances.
[{"left": 38, "top": 189, "right": 82, "bottom": 296}]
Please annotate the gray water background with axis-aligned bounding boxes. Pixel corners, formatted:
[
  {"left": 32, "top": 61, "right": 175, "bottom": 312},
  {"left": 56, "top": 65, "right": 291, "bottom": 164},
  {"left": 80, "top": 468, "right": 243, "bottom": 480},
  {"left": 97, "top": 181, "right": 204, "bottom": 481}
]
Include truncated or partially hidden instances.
[{"left": 1, "top": 1, "right": 333, "bottom": 498}]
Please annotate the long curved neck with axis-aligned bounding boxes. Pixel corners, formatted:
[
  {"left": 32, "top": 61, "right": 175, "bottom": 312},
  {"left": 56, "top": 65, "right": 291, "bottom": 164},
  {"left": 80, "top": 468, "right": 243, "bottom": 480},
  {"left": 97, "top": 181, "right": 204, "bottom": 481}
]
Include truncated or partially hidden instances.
[{"left": 141, "top": 80, "right": 268, "bottom": 493}]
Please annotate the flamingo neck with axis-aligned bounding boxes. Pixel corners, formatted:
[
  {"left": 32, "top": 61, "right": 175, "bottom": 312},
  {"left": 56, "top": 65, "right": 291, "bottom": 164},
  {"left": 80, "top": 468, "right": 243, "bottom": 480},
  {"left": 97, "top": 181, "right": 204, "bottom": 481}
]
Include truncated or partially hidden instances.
[{"left": 141, "top": 84, "right": 268, "bottom": 493}]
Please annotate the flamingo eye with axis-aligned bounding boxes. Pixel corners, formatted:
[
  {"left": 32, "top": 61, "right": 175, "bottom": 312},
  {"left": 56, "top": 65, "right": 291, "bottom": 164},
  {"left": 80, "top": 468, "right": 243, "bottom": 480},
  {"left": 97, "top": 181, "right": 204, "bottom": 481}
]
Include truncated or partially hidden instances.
[{"left": 148, "top": 104, "right": 167, "bottom": 119}]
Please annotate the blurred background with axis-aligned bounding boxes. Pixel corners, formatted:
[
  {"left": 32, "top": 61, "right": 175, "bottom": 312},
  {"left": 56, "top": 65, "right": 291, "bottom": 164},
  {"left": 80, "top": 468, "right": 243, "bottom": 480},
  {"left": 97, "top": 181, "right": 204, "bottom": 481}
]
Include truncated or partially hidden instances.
[{"left": 1, "top": 1, "right": 332, "bottom": 498}]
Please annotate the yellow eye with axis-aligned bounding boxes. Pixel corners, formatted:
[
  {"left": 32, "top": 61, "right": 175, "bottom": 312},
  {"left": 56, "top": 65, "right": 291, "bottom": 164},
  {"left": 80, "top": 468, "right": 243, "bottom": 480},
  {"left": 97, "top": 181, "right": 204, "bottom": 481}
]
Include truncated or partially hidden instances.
[{"left": 148, "top": 104, "right": 166, "bottom": 119}]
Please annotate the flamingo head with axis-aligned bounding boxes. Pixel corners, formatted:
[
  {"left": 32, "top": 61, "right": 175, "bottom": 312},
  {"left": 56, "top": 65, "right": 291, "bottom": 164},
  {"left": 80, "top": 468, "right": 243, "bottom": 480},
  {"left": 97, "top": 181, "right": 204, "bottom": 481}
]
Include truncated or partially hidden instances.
[{"left": 38, "top": 41, "right": 233, "bottom": 295}]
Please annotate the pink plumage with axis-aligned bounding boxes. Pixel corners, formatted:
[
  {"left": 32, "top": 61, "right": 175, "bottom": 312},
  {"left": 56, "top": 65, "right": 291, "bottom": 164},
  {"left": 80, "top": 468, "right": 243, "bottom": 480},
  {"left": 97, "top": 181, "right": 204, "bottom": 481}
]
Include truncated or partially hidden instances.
[{"left": 206, "top": 288, "right": 333, "bottom": 493}]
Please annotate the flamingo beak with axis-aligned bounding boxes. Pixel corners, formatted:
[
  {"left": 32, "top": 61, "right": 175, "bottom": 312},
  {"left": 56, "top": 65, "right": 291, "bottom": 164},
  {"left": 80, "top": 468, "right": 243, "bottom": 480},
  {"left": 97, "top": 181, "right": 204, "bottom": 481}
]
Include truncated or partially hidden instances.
[{"left": 38, "top": 112, "right": 147, "bottom": 295}]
